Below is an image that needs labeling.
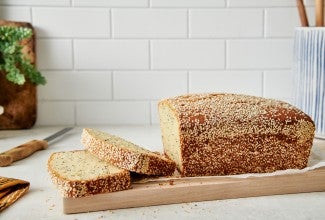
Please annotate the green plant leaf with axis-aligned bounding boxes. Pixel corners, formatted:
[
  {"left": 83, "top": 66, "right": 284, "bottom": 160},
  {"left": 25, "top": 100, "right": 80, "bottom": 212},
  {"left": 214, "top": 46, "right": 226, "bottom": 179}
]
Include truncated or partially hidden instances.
[
  {"left": 6, "top": 66, "right": 26, "bottom": 85},
  {"left": 21, "top": 59, "right": 46, "bottom": 85},
  {"left": 0, "top": 25, "right": 46, "bottom": 86},
  {"left": 0, "top": 26, "right": 32, "bottom": 42}
]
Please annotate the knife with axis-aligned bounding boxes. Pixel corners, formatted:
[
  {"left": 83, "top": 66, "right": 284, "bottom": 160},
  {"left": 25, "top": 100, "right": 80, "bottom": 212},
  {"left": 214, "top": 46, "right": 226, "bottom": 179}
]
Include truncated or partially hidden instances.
[{"left": 0, "top": 127, "right": 73, "bottom": 167}]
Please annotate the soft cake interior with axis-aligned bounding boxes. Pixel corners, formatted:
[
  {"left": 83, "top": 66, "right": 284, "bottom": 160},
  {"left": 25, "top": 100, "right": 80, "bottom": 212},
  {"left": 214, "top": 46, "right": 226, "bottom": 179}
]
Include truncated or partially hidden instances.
[
  {"left": 50, "top": 151, "right": 122, "bottom": 181},
  {"left": 158, "top": 103, "right": 182, "bottom": 171}
]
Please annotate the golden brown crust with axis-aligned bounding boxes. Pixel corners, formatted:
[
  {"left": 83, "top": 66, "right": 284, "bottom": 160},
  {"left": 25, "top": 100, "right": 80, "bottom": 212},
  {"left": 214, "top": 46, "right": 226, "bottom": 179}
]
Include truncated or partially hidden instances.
[
  {"left": 159, "top": 93, "right": 315, "bottom": 177},
  {"left": 47, "top": 150, "right": 131, "bottom": 198},
  {"left": 81, "top": 128, "right": 176, "bottom": 176}
]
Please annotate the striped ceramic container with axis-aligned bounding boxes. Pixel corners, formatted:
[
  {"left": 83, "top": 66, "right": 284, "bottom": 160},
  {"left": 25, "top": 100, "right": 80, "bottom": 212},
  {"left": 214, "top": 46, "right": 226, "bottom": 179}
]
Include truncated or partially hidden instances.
[{"left": 293, "top": 27, "right": 325, "bottom": 138}]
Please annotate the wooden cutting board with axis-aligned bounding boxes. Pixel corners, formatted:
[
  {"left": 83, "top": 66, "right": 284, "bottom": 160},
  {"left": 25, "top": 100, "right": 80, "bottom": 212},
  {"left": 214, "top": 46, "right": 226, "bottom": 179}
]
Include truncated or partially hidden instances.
[
  {"left": 0, "top": 20, "right": 37, "bottom": 129},
  {"left": 63, "top": 166, "right": 325, "bottom": 214}
]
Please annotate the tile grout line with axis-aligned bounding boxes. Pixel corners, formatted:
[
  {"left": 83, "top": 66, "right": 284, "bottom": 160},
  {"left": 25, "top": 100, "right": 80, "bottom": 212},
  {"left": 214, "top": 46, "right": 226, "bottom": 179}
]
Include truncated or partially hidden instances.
[
  {"left": 30, "top": 6, "right": 33, "bottom": 24},
  {"left": 148, "top": 40, "right": 152, "bottom": 69},
  {"left": 35, "top": 36, "right": 293, "bottom": 40},
  {"left": 149, "top": 101, "right": 152, "bottom": 125},
  {"left": 71, "top": 39, "right": 75, "bottom": 70},
  {"left": 262, "top": 7, "right": 267, "bottom": 99},
  {"left": 111, "top": 71, "right": 115, "bottom": 100},
  {"left": 109, "top": 8, "right": 113, "bottom": 39},
  {"left": 261, "top": 71, "right": 265, "bottom": 98},
  {"left": 225, "top": 40, "right": 228, "bottom": 69},
  {"left": 187, "top": 71, "right": 190, "bottom": 94},
  {"left": 187, "top": 8, "right": 190, "bottom": 38},
  {"left": 263, "top": 8, "right": 267, "bottom": 38},
  {"left": 39, "top": 68, "right": 293, "bottom": 72},
  {"left": 74, "top": 100, "right": 77, "bottom": 126}
]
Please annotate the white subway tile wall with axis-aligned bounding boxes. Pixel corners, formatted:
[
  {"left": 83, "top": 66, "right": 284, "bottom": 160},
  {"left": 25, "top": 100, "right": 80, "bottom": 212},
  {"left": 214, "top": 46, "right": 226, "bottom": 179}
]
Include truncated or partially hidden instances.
[
  {"left": 36, "top": 39, "right": 73, "bottom": 70},
  {"left": 189, "top": 71, "right": 263, "bottom": 96},
  {"left": 189, "top": 9, "right": 263, "bottom": 38},
  {"left": 227, "top": 39, "right": 294, "bottom": 69},
  {"left": 76, "top": 101, "right": 150, "bottom": 125},
  {"left": 113, "top": 71, "right": 187, "bottom": 100},
  {"left": 0, "top": 6, "right": 31, "bottom": 22},
  {"left": 265, "top": 7, "right": 315, "bottom": 37},
  {"left": 38, "top": 71, "right": 112, "bottom": 100},
  {"left": 150, "top": 0, "right": 226, "bottom": 8},
  {"left": 112, "top": 9, "right": 187, "bottom": 38},
  {"left": 74, "top": 40, "right": 149, "bottom": 69},
  {"left": 37, "top": 102, "right": 75, "bottom": 125},
  {"left": 0, "top": 0, "right": 318, "bottom": 125},
  {"left": 32, "top": 8, "right": 111, "bottom": 38},
  {"left": 73, "top": 0, "right": 149, "bottom": 7},
  {"left": 264, "top": 70, "right": 294, "bottom": 101},
  {"left": 0, "top": 0, "right": 70, "bottom": 6},
  {"left": 151, "top": 40, "right": 225, "bottom": 69}
]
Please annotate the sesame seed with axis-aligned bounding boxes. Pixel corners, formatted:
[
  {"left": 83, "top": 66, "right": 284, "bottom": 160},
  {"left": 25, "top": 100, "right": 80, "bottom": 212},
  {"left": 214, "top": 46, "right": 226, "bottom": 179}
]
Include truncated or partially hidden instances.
[
  {"left": 158, "top": 93, "right": 315, "bottom": 177},
  {"left": 47, "top": 150, "right": 131, "bottom": 198},
  {"left": 81, "top": 128, "right": 176, "bottom": 176}
]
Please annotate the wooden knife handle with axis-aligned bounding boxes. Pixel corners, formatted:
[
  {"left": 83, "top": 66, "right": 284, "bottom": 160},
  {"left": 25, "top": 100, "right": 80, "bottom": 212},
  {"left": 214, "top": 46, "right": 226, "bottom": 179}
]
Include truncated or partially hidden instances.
[{"left": 0, "top": 140, "right": 48, "bottom": 167}]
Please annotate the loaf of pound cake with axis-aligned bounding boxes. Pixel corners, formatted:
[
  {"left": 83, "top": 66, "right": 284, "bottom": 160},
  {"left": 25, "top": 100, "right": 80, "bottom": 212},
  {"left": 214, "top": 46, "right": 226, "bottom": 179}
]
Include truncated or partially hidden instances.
[{"left": 158, "top": 93, "right": 315, "bottom": 177}]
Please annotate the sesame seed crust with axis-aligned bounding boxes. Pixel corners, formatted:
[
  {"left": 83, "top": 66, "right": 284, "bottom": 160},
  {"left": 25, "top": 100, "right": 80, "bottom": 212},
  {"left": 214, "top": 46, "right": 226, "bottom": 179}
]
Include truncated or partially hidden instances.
[
  {"left": 81, "top": 128, "right": 176, "bottom": 176},
  {"left": 47, "top": 150, "right": 131, "bottom": 198},
  {"left": 159, "top": 93, "right": 315, "bottom": 177}
]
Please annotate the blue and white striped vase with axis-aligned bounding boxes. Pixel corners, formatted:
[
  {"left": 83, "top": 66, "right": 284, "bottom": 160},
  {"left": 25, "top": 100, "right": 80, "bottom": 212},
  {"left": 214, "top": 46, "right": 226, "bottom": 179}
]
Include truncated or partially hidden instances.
[{"left": 293, "top": 27, "right": 325, "bottom": 139}]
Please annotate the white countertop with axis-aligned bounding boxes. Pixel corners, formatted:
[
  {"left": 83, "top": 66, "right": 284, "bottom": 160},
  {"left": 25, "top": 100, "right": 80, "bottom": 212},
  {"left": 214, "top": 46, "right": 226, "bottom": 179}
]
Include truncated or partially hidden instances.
[{"left": 1, "top": 126, "right": 325, "bottom": 220}]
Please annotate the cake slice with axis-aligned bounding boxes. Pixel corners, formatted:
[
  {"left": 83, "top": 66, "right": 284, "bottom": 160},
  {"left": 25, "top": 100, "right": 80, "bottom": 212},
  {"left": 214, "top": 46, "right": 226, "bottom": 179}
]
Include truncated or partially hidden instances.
[
  {"left": 81, "top": 128, "right": 176, "bottom": 176},
  {"left": 47, "top": 150, "right": 130, "bottom": 198}
]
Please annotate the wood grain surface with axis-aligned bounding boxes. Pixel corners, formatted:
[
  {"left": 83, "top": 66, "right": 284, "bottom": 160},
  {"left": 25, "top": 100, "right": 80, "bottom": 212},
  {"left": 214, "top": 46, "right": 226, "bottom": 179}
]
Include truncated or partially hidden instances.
[
  {"left": 0, "top": 20, "right": 37, "bottom": 129},
  {"left": 63, "top": 167, "right": 325, "bottom": 214}
]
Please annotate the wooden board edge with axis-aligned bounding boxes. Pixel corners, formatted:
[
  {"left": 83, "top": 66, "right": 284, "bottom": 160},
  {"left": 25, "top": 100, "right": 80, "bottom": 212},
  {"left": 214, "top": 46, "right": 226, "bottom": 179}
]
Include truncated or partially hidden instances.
[{"left": 63, "top": 167, "right": 325, "bottom": 214}]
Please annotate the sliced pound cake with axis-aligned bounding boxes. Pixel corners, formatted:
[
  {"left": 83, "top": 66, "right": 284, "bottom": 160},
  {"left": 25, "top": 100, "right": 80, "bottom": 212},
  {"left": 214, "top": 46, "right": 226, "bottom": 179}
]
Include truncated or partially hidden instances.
[
  {"left": 47, "top": 150, "right": 130, "bottom": 198},
  {"left": 81, "top": 128, "right": 176, "bottom": 176}
]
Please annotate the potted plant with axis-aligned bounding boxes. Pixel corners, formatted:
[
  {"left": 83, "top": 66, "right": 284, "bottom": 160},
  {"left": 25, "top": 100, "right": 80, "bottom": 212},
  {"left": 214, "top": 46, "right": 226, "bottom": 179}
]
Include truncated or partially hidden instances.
[{"left": 0, "top": 20, "right": 46, "bottom": 129}]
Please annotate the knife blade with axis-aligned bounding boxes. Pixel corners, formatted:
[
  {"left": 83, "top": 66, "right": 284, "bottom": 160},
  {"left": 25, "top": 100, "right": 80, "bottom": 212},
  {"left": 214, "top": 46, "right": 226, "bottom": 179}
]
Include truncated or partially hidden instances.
[
  {"left": 0, "top": 127, "right": 73, "bottom": 167},
  {"left": 43, "top": 127, "right": 73, "bottom": 142}
]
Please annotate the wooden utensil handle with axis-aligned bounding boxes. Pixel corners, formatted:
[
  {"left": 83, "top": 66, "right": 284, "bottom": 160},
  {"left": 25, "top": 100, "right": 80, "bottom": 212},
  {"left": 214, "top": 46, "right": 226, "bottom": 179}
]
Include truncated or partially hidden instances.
[
  {"left": 0, "top": 140, "right": 48, "bottom": 167},
  {"left": 316, "top": 0, "right": 324, "bottom": 26},
  {"left": 297, "top": 0, "right": 309, "bottom": 26}
]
